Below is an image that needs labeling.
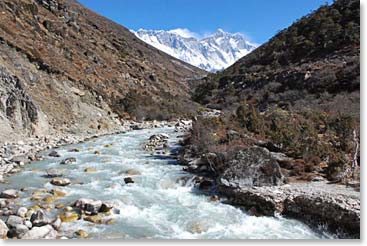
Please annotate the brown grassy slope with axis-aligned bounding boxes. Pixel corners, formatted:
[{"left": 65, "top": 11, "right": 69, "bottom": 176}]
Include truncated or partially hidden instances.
[
  {"left": 193, "top": 0, "right": 359, "bottom": 116},
  {"left": 0, "top": 0, "right": 206, "bottom": 125}
]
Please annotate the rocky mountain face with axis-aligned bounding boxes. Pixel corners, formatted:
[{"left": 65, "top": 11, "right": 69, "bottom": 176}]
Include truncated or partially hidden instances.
[
  {"left": 193, "top": 0, "right": 359, "bottom": 115},
  {"left": 133, "top": 29, "right": 257, "bottom": 72},
  {"left": 0, "top": 0, "right": 205, "bottom": 143}
]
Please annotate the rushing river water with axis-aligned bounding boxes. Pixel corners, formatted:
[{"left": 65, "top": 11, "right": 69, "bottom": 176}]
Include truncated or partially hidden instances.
[{"left": 0, "top": 127, "right": 333, "bottom": 239}]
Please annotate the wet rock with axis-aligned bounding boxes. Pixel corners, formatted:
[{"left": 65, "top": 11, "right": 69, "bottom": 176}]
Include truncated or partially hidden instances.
[
  {"left": 68, "top": 148, "right": 80, "bottom": 152},
  {"left": 44, "top": 168, "right": 63, "bottom": 178},
  {"left": 124, "top": 177, "right": 134, "bottom": 184},
  {"left": 55, "top": 203, "right": 64, "bottom": 209},
  {"left": 209, "top": 195, "right": 220, "bottom": 202},
  {"left": 99, "top": 202, "right": 113, "bottom": 213},
  {"left": 59, "top": 212, "right": 79, "bottom": 223},
  {"left": 84, "top": 215, "right": 104, "bottom": 224},
  {"left": 94, "top": 150, "right": 101, "bottom": 154},
  {"left": 43, "top": 195, "right": 58, "bottom": 204},
  {"left": 6, "top": 215, "right": 23, "bottom": 228},
  {"left": 30, "top": 210, "right": 51, "bottom": 227},
  {"left": 84, "top": 167, "right": 97, "bottom": 173},
  {"left": 50, "top": 189, "right": 66, "bottom": 197},
  {"left": 0, "top": 219, "right": 8, "bottom": 239},
  {"left": 75, "top": 229, "right": 88, "bottom": 238},
  {"left": 60, "top": 157, "right": 76, "bottom": 164},
  {"left": 50, "top": 178, "right": 71, "bottom": 186},
  {"left": 125, "top": 169, "right": 141, "bottom": 175},
  {"left": 16, "top": 207, "right": 28, "bottom": 218},
  {"left": 0, "top": 189, "right": 19, "bottom": 199},
  {"left": 220, "top": 147, "right": 285, "bottom": 188},
  {"left": 74, "top": 198, "right": 102, "bottom": 215},
  {"left": 21, "top": 225, "right": 57, "bottom": 239},
  {"left": 48, "top": 150, "right": 61, "bottom": 158}
]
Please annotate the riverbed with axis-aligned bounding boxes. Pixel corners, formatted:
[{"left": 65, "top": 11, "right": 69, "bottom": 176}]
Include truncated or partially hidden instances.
[{"left": 0, "top": 127, "right": 334, "bottom": 239}]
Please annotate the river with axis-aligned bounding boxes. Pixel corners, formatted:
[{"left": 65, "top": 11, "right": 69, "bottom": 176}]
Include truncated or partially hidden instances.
[{"left": 0, "top": 127, "right": 333, "bottom": 239}]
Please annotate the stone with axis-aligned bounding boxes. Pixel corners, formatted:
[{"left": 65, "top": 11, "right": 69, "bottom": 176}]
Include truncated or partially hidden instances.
[
  {"left": 11, "top": 155, "right": 30, "bottom": 165},
  {"left": 220, "top": 147, "right": 285, "bottom": 188},
  {"left": 75, "top": 229, "right": 88, "bottom": 238},
  {"left": 68, "top": 148, "right": 80, "bottom": 152},
  {"left": 94, "top": 150, "right": 101, "bottom": 155},
  {"left": 21, "top": 225, "right": 57, "bottom": 239},
  {"left": 59, "top": 212, "right": 79, "bottom": 223},
  {"left": 11, "top": 224, "right": 29, "bottom": 238},
  {"left": 43, "top": 195, "right": 58, "bottom": 204},
  {"left": 84, "top": 215, "right": 104, "bottom": 224},
  {"left": 0, "top": 189, "right": 19, "bottom": 199},
  {"left": 16, "top": 207, "right": 28, "bottom": 218},
  {"left": 55, "top": 203, "right": 64, "bottom": 209},
  {"left": 51, "top": 217, "right": 62, "bottom": 230},
  {"left": 74, "top": 198, "right": 102, "bottom": 215},
  {"left": 30, "top": 209, "right": 51, "bottom": 227},
  {"left": 44, "top": 168, "right": 63, "bottom": 178},
  {"left": 60, "top": 157, "right": 76, "bottom": 165},
  {"left": 99, "top": 202, "right": 114, "bottom": 213},
  {"left": 0, "top": 219, "right": 8, "bottom": 239},
  {"left": 50, "top": 189, "right": 67, "bottom": 197},
  {"left": 6, "top": 215, "right": 23, "bottom": 228},
  {"left": 124, "top": 177, "right": 134, "bottom": 184},
  {"left": 125, "top": 169, "right": 141, "bottom": 175},
  {"left": 48, "top": 150, "right": 61, "bottom": 157},
  {"left": 209, "top": 195, "right": 220, "bottom": 202},
  {"left": 84, "top": 167, "right": 97, "bottom": 173},
  {"left": 24, "top": 220, "right": 32, "bottom": 229},
  {"left": 50, "top": 178, "right": 71, "bottom": 186}
]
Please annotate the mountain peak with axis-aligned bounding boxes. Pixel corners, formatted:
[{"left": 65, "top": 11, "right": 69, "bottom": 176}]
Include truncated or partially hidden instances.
[{"left": 133, "top": 29, "right": 258, "bottom": 71}]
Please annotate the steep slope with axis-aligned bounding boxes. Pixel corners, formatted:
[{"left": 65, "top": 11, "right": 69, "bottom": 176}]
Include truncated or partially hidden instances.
[
  {"left": 133, "top": 29, "right": 257, "bottom": 72},
  {"left": 193, "top": 0, "right": 359, "bottom": 115},
  {"left": 0, "top": 0, "right": 206, "bottom": 143}
]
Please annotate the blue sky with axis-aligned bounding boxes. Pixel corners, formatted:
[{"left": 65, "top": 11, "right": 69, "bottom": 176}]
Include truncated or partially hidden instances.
[{"left": 78, "top": 0, "right": 333, "bottom": 44}]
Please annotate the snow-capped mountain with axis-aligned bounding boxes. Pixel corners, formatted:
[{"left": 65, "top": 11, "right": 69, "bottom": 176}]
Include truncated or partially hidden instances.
[{"left": 132, "top": 28, "right": 258, "bottom": 72}]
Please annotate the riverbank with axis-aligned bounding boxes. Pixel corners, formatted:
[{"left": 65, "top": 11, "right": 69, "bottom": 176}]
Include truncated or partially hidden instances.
[
  {"left": 179, "top": 122, "right": 360, "bottom": 239},
  {"left": 0, "top": 119, "right": 187, "bottom": 183}
]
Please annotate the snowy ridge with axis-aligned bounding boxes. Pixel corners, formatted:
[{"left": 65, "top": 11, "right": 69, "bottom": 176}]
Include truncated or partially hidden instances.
[{"left": 132, "top": 28, "right": 258, "bottom": 72}]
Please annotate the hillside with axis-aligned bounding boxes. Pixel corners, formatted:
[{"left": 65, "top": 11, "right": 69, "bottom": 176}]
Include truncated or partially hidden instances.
[
  {"left": 193, "top": 0, "right": 359, "bottom": 115},
  {"left": 0, "top": 0, "right": 205, "bottom": 143},
  {"left": 185, "top": 0, "right": 360, "bottom": 189}
]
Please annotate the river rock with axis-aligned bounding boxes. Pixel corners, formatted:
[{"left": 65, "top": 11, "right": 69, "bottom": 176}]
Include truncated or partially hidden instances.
[
  {"left": 24, "top": 220, "right": 32, "bottom": 229},
  {"left": 21, "top": 225, "right": 57, "bottom": 239},
  {"left": 48, "top": 150, "right": 61, "bottom": 158},
  {"left": 0, "top": 189, "right": 19, "bottom": 199},
  {"left": 84, "top": 167, "right": 97, "bottom": 173},
  {"left": 125, "top": 169, "right": 141, "bottom": 175},
  {"left": 99, "top": 202, "right": 114, "bottom": 213},
  {"left": 84, "top": 215, "right": 104, "bottom": 224},
  {"left": 51, "top": 217, "right": 62, "bottom": 230},
  {"left": 0, "top": 219, "right": 8, "bottom": 239},
  {"left": 124, "top": 177, "right": 134, "bottom": 184},
  {"left": 50, "top": 178, "right": 71, "bottom": 186},
  {"left": 16, "top": 207, "right": 28, "bottom": 218},
  {"left": 75, "top": 229, "right": 88, "bottom": 238},
  {"left": 219, "top": 147, "right": 285, "bottom": 188},
  {"left": 30, "top": 210, "right": 51, "bottom": 227},
  {"left": 6, "top": 215, "right": 23, "bottom": 228},
  {"left": 9, "top": 224, "right": 29, "bottom": 238},
  {"left": 74, "top": 198, "right": 102, "bottom": 215},
  {"left": 60, "top": 157, "right": 76, "bottom": 164},
  {"left": 59, "top": 211, "right": 79, "bottom": 222},
  {"left": 44, "top": 169, "right": 63, "bottom": 178}
]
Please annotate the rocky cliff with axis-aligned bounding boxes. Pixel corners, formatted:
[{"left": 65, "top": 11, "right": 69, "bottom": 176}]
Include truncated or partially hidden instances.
[{"left": 0, "top": 0, "right": 205, "bottom": 143}]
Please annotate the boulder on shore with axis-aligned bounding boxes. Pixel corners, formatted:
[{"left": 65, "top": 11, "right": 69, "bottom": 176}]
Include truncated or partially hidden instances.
[
  {"left": 220, "top": 147, "right": 284, "bottom": 188},
  {"left": 0, "top": 189, "right": 19, "bottom": 199}
]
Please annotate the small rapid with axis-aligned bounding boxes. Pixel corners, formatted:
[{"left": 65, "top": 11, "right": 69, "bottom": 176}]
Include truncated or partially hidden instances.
[{"left": 0, "top": 127, "right": 333, "bottom": 239}]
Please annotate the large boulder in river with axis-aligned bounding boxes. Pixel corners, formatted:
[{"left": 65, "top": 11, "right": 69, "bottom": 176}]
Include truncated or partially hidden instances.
[
  {"left": 73, "top": 198, "right": 102, "bottom": 215},
  {"left": 219, "top": 147, "right": 284, "bottom": 188},
  {"left": 0, "top": 189, "right": 19, "bottom": 199}
]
